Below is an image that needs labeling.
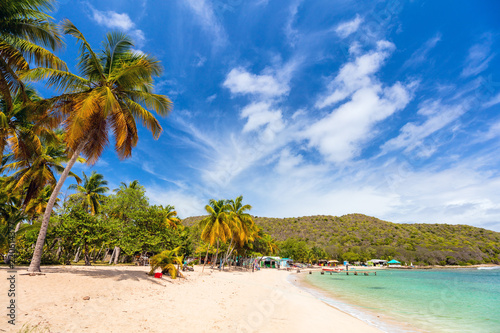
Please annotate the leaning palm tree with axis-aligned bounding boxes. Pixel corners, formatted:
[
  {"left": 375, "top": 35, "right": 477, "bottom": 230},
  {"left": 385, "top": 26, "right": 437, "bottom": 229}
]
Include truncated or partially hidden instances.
[
  {"left": 68, "top": 171, "right": 109, "bottom": 215},
  {"left": 199, "top": 199, "right": 231, "bottom": 270},
  {"left": 0, "top": 0, "right": 65, "bottom": 111},
  {"left": 25, "top": 20, "right": 172, "bottom": 273}
]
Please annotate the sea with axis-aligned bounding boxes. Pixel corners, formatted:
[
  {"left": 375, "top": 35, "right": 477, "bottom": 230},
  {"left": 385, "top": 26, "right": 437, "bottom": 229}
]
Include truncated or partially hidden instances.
[{"left": 297, "top": 267, "right": 500, "bottom": 333}]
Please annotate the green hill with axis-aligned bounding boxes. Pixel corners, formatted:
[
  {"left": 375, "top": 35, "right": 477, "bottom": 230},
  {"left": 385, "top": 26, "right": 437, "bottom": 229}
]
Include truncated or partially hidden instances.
[{"left": 183, "top": 213, "right": 500, "bottom": 266}]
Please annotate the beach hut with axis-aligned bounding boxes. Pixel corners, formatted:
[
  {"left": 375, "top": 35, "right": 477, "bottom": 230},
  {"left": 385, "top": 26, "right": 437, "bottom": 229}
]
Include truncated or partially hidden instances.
[
  {"left": 279, "top": 258, "right": 293, "bottom": 268},
  {"left": 318, "top": 259, "right": 328, "bottom": 266},
  {"left": 259, "top": 256, "right": 280, "bottom": 268},
  {"left": 387, "top": 259, "right": 401, "bottom": 267},
  {"left": 367, "top": 259, "right": 387, "bottom": 266},
  {"left": 327, "top": 260, "right": 339, "bottom": 267}
]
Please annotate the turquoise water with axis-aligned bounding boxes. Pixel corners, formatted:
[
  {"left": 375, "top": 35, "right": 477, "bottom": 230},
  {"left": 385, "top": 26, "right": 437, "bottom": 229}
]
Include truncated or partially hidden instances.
[{"left": 302, "top": 267, "right": 500, "bottom": 332}]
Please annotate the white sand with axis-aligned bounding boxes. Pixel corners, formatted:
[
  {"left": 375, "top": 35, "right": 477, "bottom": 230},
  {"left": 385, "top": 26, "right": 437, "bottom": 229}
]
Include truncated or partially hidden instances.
[{"left": 1, "top": 265, "right": 382, "bottom": 333}]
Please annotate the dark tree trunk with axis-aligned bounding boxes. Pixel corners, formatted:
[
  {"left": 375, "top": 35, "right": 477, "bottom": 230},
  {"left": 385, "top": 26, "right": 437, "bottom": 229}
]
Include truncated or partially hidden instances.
[
  {"left": 28, "top": 143, "right": 84, "bottom": 273},
  {"left": 84, "top": 243, "right": 91, "bottom": 266}
]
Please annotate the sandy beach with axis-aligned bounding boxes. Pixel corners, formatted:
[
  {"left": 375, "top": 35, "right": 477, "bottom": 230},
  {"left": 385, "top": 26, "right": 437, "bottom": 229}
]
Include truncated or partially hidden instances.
[{"left": 1, "top": 265, "right": 382, "bottom": 333}]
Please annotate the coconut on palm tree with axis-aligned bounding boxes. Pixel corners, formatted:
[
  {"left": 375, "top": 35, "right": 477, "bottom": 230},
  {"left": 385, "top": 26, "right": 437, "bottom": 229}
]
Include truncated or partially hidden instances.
[
  {"left": 68, "top": 171, "right": 109, "bottom": 215},
  {"left": 24, "top": 20, "right": 172, "bottom": 273}
]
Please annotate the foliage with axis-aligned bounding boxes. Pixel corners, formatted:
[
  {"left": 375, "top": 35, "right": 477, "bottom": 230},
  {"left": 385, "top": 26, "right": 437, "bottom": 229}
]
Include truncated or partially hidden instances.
[
  {"left": 149, "top": 246, "right": 184, "bottom": 279},
  {"left": 68, "top": 171, "right": 109, "bottom": 215}
]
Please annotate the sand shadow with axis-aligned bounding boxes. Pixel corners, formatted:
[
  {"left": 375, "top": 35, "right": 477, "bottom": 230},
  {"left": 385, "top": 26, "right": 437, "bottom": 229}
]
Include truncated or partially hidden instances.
[{"left": 15, "top": 265, "right": 174, "bottom": 285}]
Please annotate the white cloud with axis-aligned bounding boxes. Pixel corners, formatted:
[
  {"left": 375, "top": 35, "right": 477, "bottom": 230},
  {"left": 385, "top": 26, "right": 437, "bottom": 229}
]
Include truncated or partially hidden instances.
[
  {"left": 89, "top": 5, "right": 146, "bottom": 47},
  {"left": 483, "top": 92, "right": 500, "bottom": 108},
  {"left": 335, "top": 14, "right": 363, "bottom": 39},
  {"left": 284, "top": 0, "right": 302, "bottom": 46},
  {"left": 240, "top": 102, "right": 284, "bottom": 141},
  {"left": 474, "top": 120, "right": 500, "bottom": 142},
  {"left": 91, "top": 9, "right": 134, "bottom": 30},
  {"left": 146, "top": 186, "right": 206, "bottom": 219},
  {"left": 306, "top": 40, "right": 411, "bottom": 163},
  {"left": 306, "top": 83, "right": 410, "bottom": 163},
  {"left": 316, "top": 40, "right": 395, "bottom": 109},
  {"left": 184, "top": 0, "right": 227, "bottom": 48},
  {"left": 382, "top": 100, "right": 468, "bottom": 154},
  {"left": 403, "top": 33, "right": 442, "bottom": 68},
  {"left": 223, "top": 67, "right": 289, "bottom": 98},
  {"left": 461, "top": 34, "right": 495, "bottom": 77}
]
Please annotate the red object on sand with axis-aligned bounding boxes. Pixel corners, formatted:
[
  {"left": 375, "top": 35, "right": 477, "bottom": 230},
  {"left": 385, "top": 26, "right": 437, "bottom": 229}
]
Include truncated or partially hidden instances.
[{"left": 154, "top": 272, "right": 162, "bottom": 278}]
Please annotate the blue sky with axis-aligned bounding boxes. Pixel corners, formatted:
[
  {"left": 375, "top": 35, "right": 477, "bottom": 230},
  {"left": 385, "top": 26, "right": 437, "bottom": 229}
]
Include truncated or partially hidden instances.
[{"left": 46, "top": 0, "right": 500, "bottom": 231}]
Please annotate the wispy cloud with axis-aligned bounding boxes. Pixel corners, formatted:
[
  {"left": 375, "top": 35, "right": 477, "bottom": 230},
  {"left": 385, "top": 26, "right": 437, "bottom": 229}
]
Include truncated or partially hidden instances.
[
  {"left": 461, "top": 33, "right": 495, "bottom": 77},
  {"left": 316, "top": 40, "right": 396, "bottom": 109},
  {"left": 483, "top": 92, "right": 500, "bottom": 108},
  {"left": 381, "top": 99, "right": 468, "bottom": 155},
  {"left": 335, "top": 14, "right": 363, "bottom": 39},
  {"left": 403, "top": 32, "right": 442, "bottom": 68},
  {"left": 184, "top": 0, "right": 227, "bottom": 49}
]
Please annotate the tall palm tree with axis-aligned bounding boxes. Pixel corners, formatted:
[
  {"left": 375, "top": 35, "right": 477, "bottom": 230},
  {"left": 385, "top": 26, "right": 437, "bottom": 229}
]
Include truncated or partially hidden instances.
[
  {"left": 25, "top": 21, "right": 172, "bottom": 272},
  {"left": 221, "top": 196, "right": 255, "bottom": 268},
  {"left": 0, "top": 0, "right": 65, "bottom": 111},
  {"left": 199, "top": 199, "right": 231, "bottom": 270},
  {"left": 68, "top": 171, "right": 109, "bottom": 215}
]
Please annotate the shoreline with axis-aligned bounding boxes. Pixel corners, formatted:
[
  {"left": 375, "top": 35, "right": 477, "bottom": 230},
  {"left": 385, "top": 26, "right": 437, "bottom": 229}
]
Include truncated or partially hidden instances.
[
  {"left": 1, "top": 265, "right": 382, "bottom": 333},
  {"left": 290, "top": 271, "right": 420, "bottom": 333}
]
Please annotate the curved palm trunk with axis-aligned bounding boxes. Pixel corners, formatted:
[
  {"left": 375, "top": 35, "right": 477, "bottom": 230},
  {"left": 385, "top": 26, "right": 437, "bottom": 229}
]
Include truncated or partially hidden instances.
[{"left": 28, "top": 144, "right": 84, "bottom": 273}]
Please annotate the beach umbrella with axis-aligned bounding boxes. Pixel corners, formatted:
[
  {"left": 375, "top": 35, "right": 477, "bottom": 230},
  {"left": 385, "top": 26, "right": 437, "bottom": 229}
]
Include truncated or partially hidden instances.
[{"left": 387, "top": 259, "right": 401, "bottom": 264}]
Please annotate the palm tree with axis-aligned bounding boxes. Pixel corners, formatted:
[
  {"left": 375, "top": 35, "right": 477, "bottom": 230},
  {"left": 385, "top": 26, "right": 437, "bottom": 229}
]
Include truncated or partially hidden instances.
[
  {"left": 0, "top": 86, "right": 60, "bottom": 162},
  {"left": 199, "top": 199, "right": 231, "bottom": 270},
  {"left": 68, "top": 171, "right": 109, "bottom": 215},
  {"left": 113, "top": 179, "right": 142, "bottom": 194},
  {"left": 24, "top": 184, "right": 58, "bottom": 220},
  {"left": 160, "top": 204, "right": 181, "bottom": 229},
  {"left": 148, "top": 246, "right": 184, "bottom": 279},
  {"left": 221, "top": 196, "right": 255, "bottom": 268},
  {"left": 25, "top": 21, "right": 172, "bottom": 272},
  {"left": 0, "top": 0, "right": 65, "bottom": 111},
  {"left": 261, "top": 233, "right": 279, "bottom": 255},
  {"left": 2, "top": 129, "right": 82, "bottom": 207}
]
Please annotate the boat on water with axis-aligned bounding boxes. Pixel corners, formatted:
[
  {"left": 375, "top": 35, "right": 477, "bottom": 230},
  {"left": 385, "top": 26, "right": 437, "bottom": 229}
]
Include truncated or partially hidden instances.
[{"left": 322, "top": 267, "right": 344, "bottom": 273}]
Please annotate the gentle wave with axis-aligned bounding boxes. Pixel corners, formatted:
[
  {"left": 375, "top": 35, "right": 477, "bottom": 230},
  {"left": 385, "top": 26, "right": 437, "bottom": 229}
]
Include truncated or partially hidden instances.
[{"left": 477, "top": 266, "right": 500, "bottom": 270}]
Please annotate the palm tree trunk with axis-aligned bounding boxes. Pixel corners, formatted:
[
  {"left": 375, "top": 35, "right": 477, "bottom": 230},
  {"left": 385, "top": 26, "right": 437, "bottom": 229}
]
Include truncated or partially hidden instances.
[
  {"left": 213, "top": 240, "right": 220, "bottom": 270},
  {"left": 94, "top": 244, "right": 104, "bottom": 263},
  {"left": 28, "top": 143, "right": 84, "bottom": 273},
  {"left": 84, "top": 243, "right": 91, "bottom": 266},
  {"left": 113, "top": 247, "right": 121, "bottom": 265},
  {"left": 201, "top": 245, "right": 210, "bottom": 273},
  {"left": 73, "top": 246, "right": 81, "bottom": 262},
  {"left": 108, "top": 247, "right": 116, "bottom": 264}
]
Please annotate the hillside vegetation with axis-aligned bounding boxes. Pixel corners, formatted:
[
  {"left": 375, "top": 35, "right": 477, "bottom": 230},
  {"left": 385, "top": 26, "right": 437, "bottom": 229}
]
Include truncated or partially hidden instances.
[{"left": 183, "top": 214, "right": 500, "bottom": 266}]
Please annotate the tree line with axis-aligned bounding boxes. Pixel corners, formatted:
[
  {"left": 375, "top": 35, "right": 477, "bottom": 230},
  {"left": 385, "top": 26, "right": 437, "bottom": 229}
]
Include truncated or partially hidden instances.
[{"left": 0, "top": 0, "right": 170, "bottom": 272}]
